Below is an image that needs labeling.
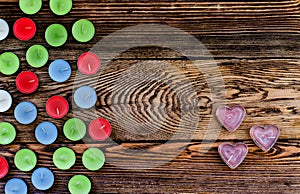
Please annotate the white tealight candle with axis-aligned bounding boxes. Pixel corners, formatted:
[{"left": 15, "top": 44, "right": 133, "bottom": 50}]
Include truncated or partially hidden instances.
[
  {"left": 0, "top": 90, "right": 12, "bottom": 112},
  {"left": 0, "top": 19, "right": 9, "bottom": 41}
]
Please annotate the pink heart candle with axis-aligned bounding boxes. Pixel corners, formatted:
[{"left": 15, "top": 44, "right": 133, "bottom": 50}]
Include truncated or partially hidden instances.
[
  {"left": 216, "top": 105, "right": 246, "bottom": 132},
  {"left": 218, "top": 142, "right": 248, "bottom": 169},
  {"left": 250, "top": 125, "right": 280, "bottom": 152}
]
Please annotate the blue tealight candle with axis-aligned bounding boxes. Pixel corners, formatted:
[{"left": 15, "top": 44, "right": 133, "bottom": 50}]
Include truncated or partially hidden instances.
[
  {"left": 48, "top": 59, "right": 72, "bottom": 82},
  {"left": 14, "top": 102, "right": 37, "bottom": 124},
  {"left": 31, "top": 167, "right": 55, "bottom": 191},
  {"left": 5, "top": 178, "right": 27, "bottom": 194},
  {"left": 74, "top": 86, "right": 97, "bottom": 109},
  {"left": 35, "top": 122, "right": 58, "bottom": 145}
]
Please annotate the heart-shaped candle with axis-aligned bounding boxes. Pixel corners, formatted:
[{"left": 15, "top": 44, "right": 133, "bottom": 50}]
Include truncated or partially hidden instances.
[
  {"left": 218, "top": 142, "right": 248, "bottom": 169},
  {"left": 250, "top": 125, "right": 280, "bottom": 152},
  {"left": 216, "top": 105, "right": 246, "bottom": 132}
]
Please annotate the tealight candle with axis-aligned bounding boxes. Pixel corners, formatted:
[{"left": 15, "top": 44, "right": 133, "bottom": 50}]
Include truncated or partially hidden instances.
[
  {"left": 74, "top": 86, "right": 97, "bottom": 109},
  {"left": 63, "top": 118, "right": 86, "bottom": 141},
  {"left": 88, "top": 118, "right": 112, "bottom": 141},
  {"left": 0, "top": 52, "right": 20, "bottom": 75},
  {"left": 26, "top": 44, "right": 49, "bottom": 68},
  {"left": 50, "top": 0, "right": 72, "bottom": 16},
  {"left": 14, "top": 101, "right": 37, "bottom": 124},
  {"left": 13, "top": 18, "right": 36, "bottom": 41},
  {"left": 46, "top": 96, "right": 69, "bottom": 119},
  {"left": 82, "top": 148, "right": 105, "bottom": 171},
  {"left": 0, "top": 122, "right": 16, "bottom": 145},
  {"left": 16, "top": 71, "right": 39, "bottom": 94},
  {"left": 77, "top": 52, "right": 100, "bottom": 75},
  {"left": 0, "top": 19, "right": 9, "bottom": 41},
  {"left": 72, "top": 19, "right": 95, "bottom": 43},
  {"left": 31, "top": 167, "right": 54, "bottom": 190},
  {"left": 68, "top": 175, "right": 91, "bottom": 194},
  {"left": 14, "top": 148, "right": 37, "bottom": 172},
  {"left": 0, "top": 156, "right": 9, "bottom": 179},
  {"left": 35, "top": 121, "right": 58, "bottom": 145},
  {"left": 19, "top": 0, "right": 42, "bottom": 15},
  {"left": 53, "top": 147, "right": 76, "bottom": 170},
  {"left": 49, "top": 59, "right": 71, "bottom": 82},
  {"left": 45, "top": 24, "right": 68, "bottom": 47},
  {"left": 0, "top": 90, "right": 12, "bottom": 112},
  {"left": 5, "top": 178, "right": 27, "bottom": 194}
]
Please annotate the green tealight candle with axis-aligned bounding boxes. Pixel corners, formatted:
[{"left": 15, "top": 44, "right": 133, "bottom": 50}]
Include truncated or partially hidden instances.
[
  {"left": 82, "top": 148, "right": 105, "bottom": 171},
  {"left": 72, "top": 19, "right": 95, "bottom": 43},
  {"left": 53, "top": 147, "right": 76, "bottom": 170},
  {"left": 0, "top": 122, "right": 16, "bottom": 145},
  {"left": 19, "top": 0, "right": 42, "bottom": 15},
  {"left": 14, "top": 149, "right": 37, "bottom": 172},
  {"left": 0, "top": 52, "right": 20, "bottom": 75},
  {"left": 63, "top": 118, "right": 86, "bottom": 141},
  {"left": 68, "top": 175, "right": 91, "bottom": 194},
  {"left": 26, "top": 45, "right": 49, "bottom": 68},
  {"left": 45, "top": 24, "right": 68, "bottom": 47},
  {"left": 50, "top": 0, "right": 72, "bottom": 16}
]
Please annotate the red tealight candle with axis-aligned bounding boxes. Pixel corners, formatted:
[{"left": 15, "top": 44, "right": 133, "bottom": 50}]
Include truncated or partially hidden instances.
[
  {"left": 13, "top": 18, "right": 36, "bottom": 41},
  {"left": 0, "top": 156, "right": 9, "bottom": 179},
  {"left": 16, "top": 71, "right": 39, "bottom": 94},
  {"left": 88, "top": 118, "right": 112, "bottom": 141},
  {"left": 77, "top": 52, "right": 100, "bottom": 75},
  {"left": 46, "top": 96, "right": 69, "bottom": 119}
]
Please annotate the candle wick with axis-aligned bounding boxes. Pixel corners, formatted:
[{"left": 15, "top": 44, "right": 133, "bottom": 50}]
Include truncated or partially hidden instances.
[
  {"left": 41, "top": 127, "right": 48, "bottom": 135},
  {"left": 87, "top": 153, "right": 96, "bottom": 160},
  {"left": 56, "top": 108, "right": 60, "bottom": 115},
  {"left": 0, "top": 98, "right": 6, "bottom": 102},
  {"left": 60, "top": 67, "right": 70, "bottom": 71},
  {"left": 0, "top": 128, "right": 7, "bottom": 135},
  {"left": 228, "top": 154, "right": 233, "bottom": 162},
  {"left": 37, "top": 48, "right": 41, "bottom": 57},
  {"left": 25, "top": 26, "right": 32, "bottom": 30},
  {"left": 59, "top": 155, "right": 66, "bottom": 161},
  {"left": 100, "top": 125, "right": 105, "bottom": 130},
  {"left": 267, "top": 137, "right": 276, "bottom": 139},
  {"left": 29, "top": 80, "right": 35, "bottom": 83},
  {"left": 88, "top": 64, "right": 92, "bottom": 71},
  {"left": 81, "top": 24, "right": 85, "bottom": 33},
  {"left": 0, "top": 29, "right": 3, "bottom": 32},
  {"left": 85, "top": 92, "right": 92, "bottom": 99},
  {"left": 40, "top": 172, "right": 44, "bottom": 179},
  {"left": 26, "top": 0, "right": 33, "bottom": 6},
  {"left": 26, "top": 108, "right": 33, "bottom": 113},
  {"left": 70, "top": 128, "right": 76, "bottom": 136},
  {"left": 26, "top": 158, "right": 33, "bottom": 165},
  {"left": 73, "top": 181, "right": 82, "bottom": 186}
]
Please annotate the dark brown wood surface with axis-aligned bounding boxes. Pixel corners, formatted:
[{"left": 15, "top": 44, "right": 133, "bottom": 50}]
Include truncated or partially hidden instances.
[{"left": 1, "top": 0, "right": 300, "bottom": 193}]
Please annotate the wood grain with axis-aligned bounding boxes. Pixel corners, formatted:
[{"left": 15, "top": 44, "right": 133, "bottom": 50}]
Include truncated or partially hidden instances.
[{"left": 1, "top": 0, "right": 300, "bottom": 193}]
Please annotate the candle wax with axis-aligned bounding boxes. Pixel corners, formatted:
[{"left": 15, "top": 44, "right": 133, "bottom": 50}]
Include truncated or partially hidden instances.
[
  {"left": 77, "top": 52, "right": 100, "bottom": 75},
  {"left": 88, "top": 118, "right": 112, "bottom": 141},
  {"left": 31, "top": 167, "right": 55, "bottom": 190},
  {"left": 19, "top": 0, "right": 42, "bottom": 15},
  {"left": 0, "top": 156, "right": 9, "bottom": 179},
  {"left": 14, "top": 102, "right": 37, "bottom": 125},
  {"left": 5, "top": 178, "right": 27, "bottom": 194},
  {"left": 35, "top": 122, "right": 58, "bottom": 145},
  {"left": 50, "top": 0, "right": 72, "bottom": 16},
  {"left": 53, "top": 147, "right": 76, "bottom": 170},
  {"left": 0, "top": 19, "right": 9, "bottom": 41},
  {"left": 72, "top": 19, "right": 95, "bottom": 42},
  {"left": 0, "top": 122, "right": 16, "bottom": 145},
  {"left": 16, "top": 71, "right": 39, "bottom": 94},
  {"left": 0, "top": 90, "right": 12, "bottom": 112},
  {"left": 45, "top": 24, "right": 68, "bottom": 47},
  {"left": 82, "top": 148, "right": 105, "bottom": 171},
  {"left": 74, "top": 86, "right": 97, "bottom": 109},
  {"left": 26, "top": 44, "right": 49, "bottom": 68},
  {"left": 14, "top": 148, "right": 37, "bottom": 172},
  {"left": 46, "top": 96, "right": 69, "bottom": 119},
  {"left": 13, "top": 18, "right": 36, "bottom": 41},
  {"left": 63, "top": 118, "right": 86, "bottom": 141},
  {"left": 49, "top": 59, "right": 71, "bottom": 82},
  {"left": 0, "top": 52, "right": 20, "bottom": 75},
  {"left": 68, "top": 175, "right": 91, "bottom": 194}
]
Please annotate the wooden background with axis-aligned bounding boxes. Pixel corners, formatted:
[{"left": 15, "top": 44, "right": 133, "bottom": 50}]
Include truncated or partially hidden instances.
[{"left": 1, "top": 0, "right": 300, "bottom": 193}]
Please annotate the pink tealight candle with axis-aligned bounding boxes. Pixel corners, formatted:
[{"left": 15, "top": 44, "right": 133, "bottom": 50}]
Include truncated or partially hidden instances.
[{"left": 46, "top": 96, "right": 69, "bottom": 119}]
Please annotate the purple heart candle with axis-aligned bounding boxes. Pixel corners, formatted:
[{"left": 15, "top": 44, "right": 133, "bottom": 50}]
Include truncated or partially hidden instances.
[
  {"left": 216, "top": 105, "right": 246, "bottom": 132},
  {"left": 218, "top": 142, "right": 248, "bottom": 169},
  {"left": 250, "top": 125, "right": 280, "bottom": 152}
]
